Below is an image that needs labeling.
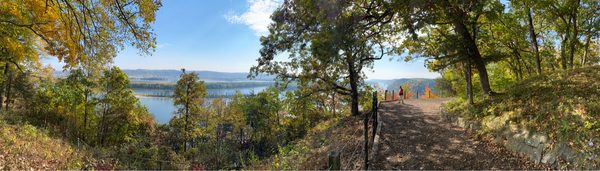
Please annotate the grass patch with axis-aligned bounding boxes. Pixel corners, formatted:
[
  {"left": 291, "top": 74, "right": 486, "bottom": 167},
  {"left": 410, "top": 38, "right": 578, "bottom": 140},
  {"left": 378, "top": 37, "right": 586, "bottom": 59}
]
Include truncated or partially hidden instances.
[
  {"left": 0, "top": 119, "right": 86, "bottom": 169},
  {"left": 445, "top": 66, "right": 600, "bottom": 165}
]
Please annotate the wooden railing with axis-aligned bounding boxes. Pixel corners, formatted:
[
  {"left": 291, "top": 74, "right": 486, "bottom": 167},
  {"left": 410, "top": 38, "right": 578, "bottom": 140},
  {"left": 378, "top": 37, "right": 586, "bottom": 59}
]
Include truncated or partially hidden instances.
[
  {"left": 383, "top": 89, "right": 405, "bottom": 101},
  {"left": 328, "top": 91, "right": 395, "bottom": 170}
]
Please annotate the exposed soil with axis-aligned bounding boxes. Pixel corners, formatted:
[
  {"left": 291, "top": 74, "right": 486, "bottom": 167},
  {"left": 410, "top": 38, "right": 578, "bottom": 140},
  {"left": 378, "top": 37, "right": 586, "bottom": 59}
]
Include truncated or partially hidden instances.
[{"left": 371, "top": 99, "right": 549, "bottom": 170}]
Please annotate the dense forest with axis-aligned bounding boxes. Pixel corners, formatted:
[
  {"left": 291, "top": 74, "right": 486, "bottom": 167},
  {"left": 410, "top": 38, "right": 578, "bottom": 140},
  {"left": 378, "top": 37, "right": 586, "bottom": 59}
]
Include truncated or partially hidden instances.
[{"left": 0, "top": 0, "right": 598, "bottom": 169}]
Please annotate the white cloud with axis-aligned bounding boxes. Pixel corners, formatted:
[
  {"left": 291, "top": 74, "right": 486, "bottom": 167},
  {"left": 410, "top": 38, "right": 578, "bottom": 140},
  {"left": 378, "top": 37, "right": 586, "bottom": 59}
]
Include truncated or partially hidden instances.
[
  {"left": 156, "top": 43, "right": 171, "bottom": 49},
  {"left": 225, "top": 0, "right": 283, "bottom": 36}
]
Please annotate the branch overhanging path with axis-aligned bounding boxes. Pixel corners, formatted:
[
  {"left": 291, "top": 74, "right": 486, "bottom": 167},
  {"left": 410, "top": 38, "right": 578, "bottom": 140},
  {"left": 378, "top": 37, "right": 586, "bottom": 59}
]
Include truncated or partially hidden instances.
[{"left": 372, "top": 99, "right": 546, "bottom": 169}]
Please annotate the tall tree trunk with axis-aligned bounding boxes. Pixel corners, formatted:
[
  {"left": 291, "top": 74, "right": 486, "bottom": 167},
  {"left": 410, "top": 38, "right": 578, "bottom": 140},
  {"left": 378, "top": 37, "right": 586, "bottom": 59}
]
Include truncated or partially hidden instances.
[
  {"left": 507, "top": 58, "right": 520, "bottom": 80},
  {"left": 464, "top": 60, "right": 474, "bottom": 104},
  {"left": 510, "top": 44, "right": 525, "bottom": 80},
  {"left": 99, "top": 102, "right": 108, "bottom": 146},
  {"left": 561, "top": 27, "right": 571, "bottom": 70},
  {"left": 527, "top": 7, "right": 542, "bottom": 74},
  {"left": 331, "top": 92, "right": 336, "bottom": 117},
  {"left": 348, "top": 59, "right": 359, "bottom": 117},
  {"left": 0, "top": 64, "right": 5, "bottom": 112},
  {"left": 568, "top": 0, "right": 579, "bottom": 69},
  {"left": 5, "top": 64, "right": 12, "bottom": 111},
  {"left": 184, "top": 82, "right": 190, "bottom": 152},
  {"left": 582, "top": 35, "right": 591, "bottom": 66},
  {"left": 83, "top": 91, "right": 89, "bottom": 141},
  {"left": 98, "top": 81, "right": 111, "bottom": 146}
]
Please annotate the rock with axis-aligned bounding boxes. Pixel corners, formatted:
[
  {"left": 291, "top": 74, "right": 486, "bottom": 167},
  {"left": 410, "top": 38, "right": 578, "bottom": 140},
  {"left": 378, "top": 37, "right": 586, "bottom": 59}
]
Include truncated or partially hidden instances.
[
  {"left": 541, "top": 142, "right": 580, "bottom": 168},
  {"left": 505, "top": 137, "right": 521, "bottom": 153},
  {"left": 457, "top": 118, "right": 466, "bottom": 128},
  {"left": 557, "top": 143, "right": 578, "bottom": 162},
  {"left": 506, "top": 133, "right": 544, "bottom": 163},
  {"left": 494, "top": 133, "right": 505, "bottom": 145},
  {"left": 470, "top": 122, "right": 481, "bottom": 131},
  {"left": 501, "top": 127, "right": 512, "bottom": 137},
  {"left": 529, "top": 134, "right": 548, "bottom": 147},
  {"left": 542, "top": 146, "right": 559, "bottom": 165},
  {"left": 531, "top": 144, "right": 544, "bottom": 164}
]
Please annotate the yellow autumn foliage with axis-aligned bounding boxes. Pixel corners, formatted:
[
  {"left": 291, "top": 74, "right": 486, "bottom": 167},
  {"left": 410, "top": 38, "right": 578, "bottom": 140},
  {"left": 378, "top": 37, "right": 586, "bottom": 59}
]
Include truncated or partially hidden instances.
[{"left": 0, "top": 0, "right": 160, "bottom": 68}]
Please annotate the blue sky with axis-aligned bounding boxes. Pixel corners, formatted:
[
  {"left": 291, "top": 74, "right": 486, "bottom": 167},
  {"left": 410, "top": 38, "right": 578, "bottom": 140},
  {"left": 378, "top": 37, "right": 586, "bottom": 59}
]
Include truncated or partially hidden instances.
[{"left": 44, "top": 0, "right": 440, "bottom": 79}]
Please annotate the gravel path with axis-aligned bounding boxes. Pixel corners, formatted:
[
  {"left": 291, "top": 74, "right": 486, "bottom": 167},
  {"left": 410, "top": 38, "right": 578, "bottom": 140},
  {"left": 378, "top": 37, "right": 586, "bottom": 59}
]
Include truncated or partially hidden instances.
[{"left": 371, "top": 99, "right": 546, "bottom": 170}]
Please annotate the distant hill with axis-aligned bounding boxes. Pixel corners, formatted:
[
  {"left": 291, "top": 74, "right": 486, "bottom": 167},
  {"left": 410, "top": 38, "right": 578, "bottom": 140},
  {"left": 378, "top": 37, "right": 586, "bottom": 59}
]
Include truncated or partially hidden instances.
[
  {"left": 55, "top": 69, "right": 276, "bottom": 82},
  {"left": 125, "top": 69, "right": 276, "bottom": 82},
  {"left": 367, "top": 78, "right": 437, "bottom": 97},
  {"left": 54, "top": 69, "right": 437, "bottom": 95}
]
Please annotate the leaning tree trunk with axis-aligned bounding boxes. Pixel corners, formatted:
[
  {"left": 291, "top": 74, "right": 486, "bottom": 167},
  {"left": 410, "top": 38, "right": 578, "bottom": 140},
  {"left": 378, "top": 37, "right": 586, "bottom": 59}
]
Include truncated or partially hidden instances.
[
  {"left": 446, "top": 0, "right": 493, "bottom": 95},
  {"left": 527, "top": 7, "right": 542, "bottom": 74},
  {"left": 453, "top": 22, "right": 493, "bottom": 95}
]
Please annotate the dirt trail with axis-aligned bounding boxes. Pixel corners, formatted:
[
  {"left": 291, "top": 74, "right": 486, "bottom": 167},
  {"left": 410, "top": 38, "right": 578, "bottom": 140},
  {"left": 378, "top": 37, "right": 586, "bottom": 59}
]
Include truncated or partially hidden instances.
[{"left": 371, "top": 99, "right": 545, "bottom": 170}]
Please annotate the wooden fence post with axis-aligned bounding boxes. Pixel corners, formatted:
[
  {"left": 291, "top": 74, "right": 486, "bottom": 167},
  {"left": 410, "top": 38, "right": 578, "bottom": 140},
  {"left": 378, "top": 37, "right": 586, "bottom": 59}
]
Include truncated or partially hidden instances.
[
  {"left": 328, "top": 151, "right": 340, "bottom": 170},
  {"left": 372, "top": 92, "right": 378, "bottom": 142},
  {"left": 384, "top": 90, "right": 388, "bottom": 101},
  {"left": 363, "top": 96, "right": 370, "bottom": 169}
]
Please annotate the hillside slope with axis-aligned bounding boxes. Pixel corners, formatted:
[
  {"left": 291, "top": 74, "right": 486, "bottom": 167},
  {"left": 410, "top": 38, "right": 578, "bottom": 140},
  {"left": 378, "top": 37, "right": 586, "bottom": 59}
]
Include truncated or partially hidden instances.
[
  {"left": 249, "top": 114, "right": 373, "bottom": 170},
  {"left": 445, "top": 66, "right": 600, "bottom": 168},
  {"left": 0, "top": 120, "right": 86, "bottom": 169}
]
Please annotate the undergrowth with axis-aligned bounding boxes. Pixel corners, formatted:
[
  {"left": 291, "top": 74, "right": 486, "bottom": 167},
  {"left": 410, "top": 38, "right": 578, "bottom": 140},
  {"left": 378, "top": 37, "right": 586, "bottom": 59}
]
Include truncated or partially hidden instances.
[
  {"left": 445, "top": 66, "right": 600, "bottom": 166},
  {"left": 251, "top": 113, "right": 371, "bottom": 170},
  {"left": 0, "top": 118, "right": 87, "bottom": 169}
]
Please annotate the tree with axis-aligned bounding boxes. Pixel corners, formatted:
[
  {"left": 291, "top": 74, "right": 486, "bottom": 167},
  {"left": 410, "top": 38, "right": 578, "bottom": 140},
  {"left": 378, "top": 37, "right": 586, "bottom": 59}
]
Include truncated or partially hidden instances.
[
  {"left": 577, "top": 0, "right": 600, "bottom": 66},
  {"left": 242, "top": 87, "right": 282, "bottom": 157},
  {"left": 172, "top": 69, "right": 207, "bottom": 152},
  {"left": 536, "top": 0, "right": 595, "bottom": 69},
  {"left": 64, "top": 69, "right": 98, "bottom": 141},
  {"left": 401, "top": 83, "right": 414, "bottom": 99},
  {"left": 388, "top": 0, "right": 504, "bottom": 95},
  {"left": 251, "top": 0, "right": 394, "bottom": 116},
  {"left": 525, "top": 2, "right": 542, "bottom": 74},
  {"left": 227, "top": 91, "right": 247, "bottom": 145},
  {"left": 97, "top": 66, "right": 153, "bottom": 146},
  {"left": 0, "top": 0, "right": 160, "bottom": 68},
  {"left": 434, "top": 77, "right": 456, "bottom": 97},
  {"left": 0, "top": 0, "right": 160, "bottom": 117},
  {"left": 421, "top": 86, "right": 437, "bottom": 99}
]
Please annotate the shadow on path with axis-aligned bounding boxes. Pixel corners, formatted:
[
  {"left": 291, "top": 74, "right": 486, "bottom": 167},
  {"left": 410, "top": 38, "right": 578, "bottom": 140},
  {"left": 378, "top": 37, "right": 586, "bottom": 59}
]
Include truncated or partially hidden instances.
[{"left": 371, "top": 99, "right": 543, "bottom": 170}]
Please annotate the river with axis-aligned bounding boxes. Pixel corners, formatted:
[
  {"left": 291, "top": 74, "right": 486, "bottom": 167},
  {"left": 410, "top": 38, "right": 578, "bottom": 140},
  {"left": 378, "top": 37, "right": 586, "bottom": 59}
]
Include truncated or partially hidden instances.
[{"left": 134, "top": 86, "right": 269, "bottom": 124}]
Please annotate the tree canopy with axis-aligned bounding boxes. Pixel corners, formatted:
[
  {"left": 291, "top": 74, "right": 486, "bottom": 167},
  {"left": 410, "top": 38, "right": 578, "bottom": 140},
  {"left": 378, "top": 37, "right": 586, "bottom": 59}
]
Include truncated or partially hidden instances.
[{"left": 0, "top": 0, "right": 161, "bottom": 69}]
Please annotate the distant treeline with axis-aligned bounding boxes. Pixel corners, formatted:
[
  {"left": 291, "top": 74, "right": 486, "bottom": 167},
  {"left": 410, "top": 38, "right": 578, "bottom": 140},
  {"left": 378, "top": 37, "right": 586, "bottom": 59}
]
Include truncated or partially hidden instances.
[
  {"left": 136, "top": 92, "right": 245, "bottom": 98},
  {"left": 129, "top": 81, "right": 275, "bottom": 90}
]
